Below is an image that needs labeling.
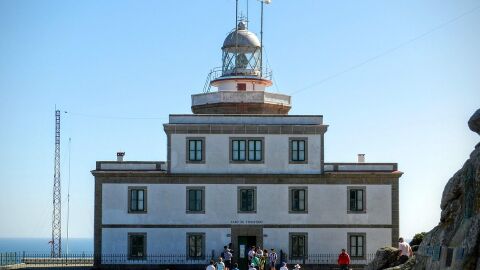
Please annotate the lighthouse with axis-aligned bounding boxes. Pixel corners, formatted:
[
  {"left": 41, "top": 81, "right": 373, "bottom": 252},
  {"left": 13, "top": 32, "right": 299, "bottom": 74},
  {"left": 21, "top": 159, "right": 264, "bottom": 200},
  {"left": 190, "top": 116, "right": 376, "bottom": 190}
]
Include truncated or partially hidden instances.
[{"left": 191, "top": 5, "right": 291, "bottom": 114}]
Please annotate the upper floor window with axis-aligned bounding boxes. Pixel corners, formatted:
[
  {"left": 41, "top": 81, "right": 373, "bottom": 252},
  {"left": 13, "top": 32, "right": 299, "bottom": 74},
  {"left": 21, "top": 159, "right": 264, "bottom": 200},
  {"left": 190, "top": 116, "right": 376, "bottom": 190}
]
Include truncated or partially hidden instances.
[
  {"left": 290, "top": 233, "right": 308, "bottom": 259},
  {"left": 289, "top": 138, "right": 307, "bottom": 163},
  {"left": 348, "top": 187, "right": 366, "bottom": 213},
  {"left": 348, "top": 233, "right": 366, "bottom": 259},
  {"left": 232, "top": 140, "right": 246, "bottom": 161},
  {"left": 230, "top": 138, "right": 264, "bottom": 163},
  {"left": 187, "top": 233, "right": 205, "bottom": 259},
  {"left": 129, "top": 187, "right": 147, "bottom": 213},
  {"left": 186, "top": 187, "right": 205, "bottom": 213},
  {"left": 248, "top": 140, "right": 262, "bottom": 161},
  {"left": 187, "top": 138, "right": 205, "bottom": 162},
  {"left": 238, "top": 187, "right": 256, "bottom": 213},
  {"left": 128, "top": 233, "right": 147, "bottom": 259},
  {"left": 289, "top": 187, "right": 308, "bottom": 213}
]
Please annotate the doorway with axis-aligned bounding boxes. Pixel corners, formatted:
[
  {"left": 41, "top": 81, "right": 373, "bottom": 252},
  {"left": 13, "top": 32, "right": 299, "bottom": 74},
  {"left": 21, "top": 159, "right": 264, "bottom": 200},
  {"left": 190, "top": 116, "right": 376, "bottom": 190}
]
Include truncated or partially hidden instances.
[{"left": 237, "top": 236, "right": 256, "bottom": 269}]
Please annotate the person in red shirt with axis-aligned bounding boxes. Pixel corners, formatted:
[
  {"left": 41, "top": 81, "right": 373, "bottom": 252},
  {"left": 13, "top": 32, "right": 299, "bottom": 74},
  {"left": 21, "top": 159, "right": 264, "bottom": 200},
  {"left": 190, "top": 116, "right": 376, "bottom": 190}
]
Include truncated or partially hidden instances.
[{"left": 337, "top": 249, "right": 351, "bottom": 270}]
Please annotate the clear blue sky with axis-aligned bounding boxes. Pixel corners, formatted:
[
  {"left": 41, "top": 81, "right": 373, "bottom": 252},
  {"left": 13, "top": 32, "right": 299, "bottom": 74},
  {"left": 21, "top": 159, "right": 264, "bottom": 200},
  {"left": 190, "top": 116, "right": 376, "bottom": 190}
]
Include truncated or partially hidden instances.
[{"left": 0, "top": 0, "right": 478, "bottom": 241}]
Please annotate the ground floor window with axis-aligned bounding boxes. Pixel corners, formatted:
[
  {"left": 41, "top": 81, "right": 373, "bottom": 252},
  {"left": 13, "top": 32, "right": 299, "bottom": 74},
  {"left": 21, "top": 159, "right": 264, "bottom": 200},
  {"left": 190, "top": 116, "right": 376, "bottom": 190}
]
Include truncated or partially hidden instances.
[
  {"left": 348, "top": 233, "right": 366, "bottom": 259},
  {"left": 187, "top": 233, "right": 205, "bottom": 259},
  {"left": 289, "top": 233, "right": 308, "bottom": 259},
  {"left": 128, "top": 233, "right": 146, "bottom": 259}
]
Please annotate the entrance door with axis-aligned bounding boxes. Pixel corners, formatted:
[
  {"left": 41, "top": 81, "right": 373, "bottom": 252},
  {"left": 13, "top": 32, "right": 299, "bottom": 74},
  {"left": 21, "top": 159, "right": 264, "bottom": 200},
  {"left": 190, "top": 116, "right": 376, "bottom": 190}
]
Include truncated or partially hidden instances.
[{"left": 238, "top": 236, "right": 256, "bottom": 269}]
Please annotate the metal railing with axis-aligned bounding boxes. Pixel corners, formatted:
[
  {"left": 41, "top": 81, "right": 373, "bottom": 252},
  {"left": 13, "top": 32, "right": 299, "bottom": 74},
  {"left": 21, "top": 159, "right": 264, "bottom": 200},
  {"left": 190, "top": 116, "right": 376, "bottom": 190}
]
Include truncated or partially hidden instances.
[
  {"left": 0, "top": 252, "right": 375, "bottom": 269},
  {"left": 203, "top": 67, "right": 273, "bottom": 93},
  {"left": 281, "top": 253, "right": 376, "bottom": 266}
]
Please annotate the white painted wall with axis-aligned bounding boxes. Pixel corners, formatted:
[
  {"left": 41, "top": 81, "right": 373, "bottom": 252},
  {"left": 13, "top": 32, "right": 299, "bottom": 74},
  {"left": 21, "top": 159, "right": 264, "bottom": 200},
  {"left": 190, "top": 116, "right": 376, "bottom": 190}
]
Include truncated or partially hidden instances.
[
  {"left": 101, "top": 227, "right": 391, "bottom": 263},
  {"left": 263, "top": 227, "right": 392, "bottom": 255},
  {"left": 102, "top": 228, "right": 230, "bottom": 264},
  {"left": 216, "top": 81, "right": 266, "bottom": 91},
  {"left": 169, "top": 134, "right": 322, "bottom": 174},
  {"left": 102, "top": 184, "right": 392, "bottom": 225}
]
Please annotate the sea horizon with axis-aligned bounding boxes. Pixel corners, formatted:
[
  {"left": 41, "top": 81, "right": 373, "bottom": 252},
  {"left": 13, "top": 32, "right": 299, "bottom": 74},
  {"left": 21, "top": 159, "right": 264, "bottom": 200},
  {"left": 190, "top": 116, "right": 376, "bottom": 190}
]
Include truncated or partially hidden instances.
[{"left": 0, "top": 238, "right": 93, "bottom": 253}]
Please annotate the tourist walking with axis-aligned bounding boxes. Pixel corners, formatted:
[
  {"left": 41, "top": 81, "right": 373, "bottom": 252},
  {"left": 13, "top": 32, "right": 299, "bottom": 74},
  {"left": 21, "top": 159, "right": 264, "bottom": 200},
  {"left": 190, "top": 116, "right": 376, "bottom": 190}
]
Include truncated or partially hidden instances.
[
  {"left": 398, "top": 237, "right": 413, "bottom": 264},
  {"left": 279, "top": 262, "right": 288, "bottom": 270},
  {"left": 268, "top": 249, "right": 278, "bottom": 270},
  {"left": 337, "top": 249, "right": 350, "bottom": 270}
]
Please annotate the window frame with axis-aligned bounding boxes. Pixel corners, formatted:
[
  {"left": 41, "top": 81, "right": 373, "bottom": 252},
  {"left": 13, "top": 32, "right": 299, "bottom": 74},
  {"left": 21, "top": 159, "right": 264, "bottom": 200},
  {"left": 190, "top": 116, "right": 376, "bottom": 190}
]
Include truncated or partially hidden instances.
[
  {"left": 186, "top": 186, "right": 205, "bottom": 214},
  {"left": 289, "top": 137, "right": 308, "bottom": 164},
  {"left": 186, "top": 233, "right": 206, "bottom": 260},
  {"left": 128, "top": 186, "right": 147, "bottom": 214},
  {"left": 229, "top": 137, "right": 264, "bottom": 163},
  {"left": 289, "top": 187, "right": 308, "bottom": 213},
  {"left": 348, "top": 233, "right": 366, "bottom": 259},
  {"left": 128, "top": 233, "right": 147, "bottom": 260},
  {"left": 237, "top": 186, "right": 257, "bottom": 213},
  {"left": 289, "top": 233, "right": 308, "bottom": 259},
  {"left": 347, "top": 186, "right": 367, "bottom": 213},
  {"left": 231, "top": 139, "right": 247, "bottom": 161},
  {"left": 186, "top": 137, "right": 205, "bottom": 163}
]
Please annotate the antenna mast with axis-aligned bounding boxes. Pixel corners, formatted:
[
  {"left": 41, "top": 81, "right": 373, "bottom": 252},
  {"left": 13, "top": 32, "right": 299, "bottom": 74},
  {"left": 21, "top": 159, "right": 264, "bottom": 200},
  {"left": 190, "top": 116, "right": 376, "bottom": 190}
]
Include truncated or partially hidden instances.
[{"left": 51, "top": 109, "right": 62, "bottom": 257}]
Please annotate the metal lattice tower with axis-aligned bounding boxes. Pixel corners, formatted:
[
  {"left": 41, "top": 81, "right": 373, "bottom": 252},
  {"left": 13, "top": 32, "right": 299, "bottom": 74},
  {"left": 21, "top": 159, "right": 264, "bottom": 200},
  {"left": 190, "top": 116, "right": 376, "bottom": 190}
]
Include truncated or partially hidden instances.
[{"left": 51, "top": 109, "right": 62, "bottom": 257}]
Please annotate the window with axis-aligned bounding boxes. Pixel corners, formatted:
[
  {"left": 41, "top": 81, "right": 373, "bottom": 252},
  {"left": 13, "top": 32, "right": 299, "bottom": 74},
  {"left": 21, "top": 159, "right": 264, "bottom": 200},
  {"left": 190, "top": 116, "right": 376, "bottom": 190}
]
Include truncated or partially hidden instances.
[
  {"left": 187, "top": 138, "right": 205, "bottom": 162},
  {"left": 186, "top": 187, "right": 205, "bottom": 213},
  {"left": 237, "top": 83, "right": 247, "bottom": 91},
  {"left": 348, "top": 233, "right": 366, "bottom": 258},
  {"left": 289, "top": 233, "right": 307, "bottom": 259},
  {"left": 128, "top": 187, "right": 147, "bottom": 213},
  {"left": 230, "top": 138, "right": 264, "bottom": 163},
  {"left": 128, "top": 233, "right": 146, "bottom": 259},
  {"left": 348, "top": 187, "right": 366, "bottom": 213},
  {"left": 248, "top": 140, "right": 262, "bottom": 161},
  {"left": 187, "top": 233, "right": 205, "bottom": 259},
  {"left": 238, "top": 187, "right": 256, "bottom": 212},
  {"left": 289, "top": 187, "right": 307, "bottom": 212},
  {"left": 289, "top": 138, "right": 307, "bottom": 163},
  {"left": 232, "top": 140, "right": 246, "bottom": 161}
]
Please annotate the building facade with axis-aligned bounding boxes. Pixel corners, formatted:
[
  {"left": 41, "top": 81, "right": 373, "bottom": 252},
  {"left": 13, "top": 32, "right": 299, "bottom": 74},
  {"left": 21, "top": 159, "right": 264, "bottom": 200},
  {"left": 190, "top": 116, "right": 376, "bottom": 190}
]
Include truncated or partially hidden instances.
[{"left": 92, "top": 8, "right": 402, "bottom": 268}]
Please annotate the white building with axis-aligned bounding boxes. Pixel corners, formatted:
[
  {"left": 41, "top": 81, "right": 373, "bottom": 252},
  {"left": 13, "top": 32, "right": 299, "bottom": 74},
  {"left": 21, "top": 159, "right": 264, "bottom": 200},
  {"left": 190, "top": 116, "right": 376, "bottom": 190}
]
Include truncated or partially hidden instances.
[{"left": 92, "top": 6, "right": 402, "bottom": 269}]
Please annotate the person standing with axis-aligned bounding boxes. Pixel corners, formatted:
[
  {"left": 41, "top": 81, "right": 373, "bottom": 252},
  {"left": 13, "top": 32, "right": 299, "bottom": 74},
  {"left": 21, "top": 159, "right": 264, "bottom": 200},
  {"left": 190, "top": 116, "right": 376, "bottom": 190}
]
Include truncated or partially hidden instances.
[
  {"left": 217, "top": 257, "right": 226, "bottom": 270},
  {"left": 222, "top": 246, "right": 233, "bottom": 270},
  {"left": 207, "top": 260, "right": 216, "bottom": 270},
  {"left": 268, "top": 249, "right": 278, "bottom": 270},
  {"left": 337, "top": 249, "right": 350, "bottom": 270},
  {"left": 279, "top": 262, "right": 288, "bottom": 270},
  {"left": 248, "top": 246, "right": 256, "bottom": 265},
  {"left": 398, "top": 237, "right": 413, "bottom": 264}
]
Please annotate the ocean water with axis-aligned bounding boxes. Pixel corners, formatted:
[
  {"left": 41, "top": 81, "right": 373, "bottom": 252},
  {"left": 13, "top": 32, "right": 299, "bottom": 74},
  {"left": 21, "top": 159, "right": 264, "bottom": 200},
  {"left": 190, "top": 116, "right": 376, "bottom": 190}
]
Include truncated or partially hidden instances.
[{"left": 0, "top": 238, "right": 93, "bottom": 253}]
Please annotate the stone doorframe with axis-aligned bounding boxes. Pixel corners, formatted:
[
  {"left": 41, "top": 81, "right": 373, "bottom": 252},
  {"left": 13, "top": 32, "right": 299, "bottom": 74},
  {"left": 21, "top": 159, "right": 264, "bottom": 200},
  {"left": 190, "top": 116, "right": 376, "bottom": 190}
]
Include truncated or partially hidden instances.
[{"left": 231, "top": 225, "right": 264, "bottom": 262}]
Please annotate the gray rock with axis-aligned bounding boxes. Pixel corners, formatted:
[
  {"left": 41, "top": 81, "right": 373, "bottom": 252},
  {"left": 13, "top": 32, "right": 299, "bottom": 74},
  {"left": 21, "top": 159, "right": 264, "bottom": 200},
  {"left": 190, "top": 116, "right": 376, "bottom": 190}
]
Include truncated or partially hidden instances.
[
  {"left": 468, "top": 108, "right": 480, "bottom": 135},
  {"left": 411, "top": 108, "right": 480, "bottom": 269},
  {"left": 364, "top": 247, "right": 400, "bottom": 270}
]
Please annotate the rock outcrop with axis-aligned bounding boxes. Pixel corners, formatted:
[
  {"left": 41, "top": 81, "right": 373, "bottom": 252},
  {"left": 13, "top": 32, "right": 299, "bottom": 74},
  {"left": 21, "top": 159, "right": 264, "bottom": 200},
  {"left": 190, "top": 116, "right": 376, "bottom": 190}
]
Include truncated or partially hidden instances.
[
  {"left": 412, "top": 109, "right": 480, "bottom": 269},
  {"left": 366, "top": 109, "right": 480, "bottom": 270},
  {"left": 365, "top": 247, "right": 401, "bottom": 270}
]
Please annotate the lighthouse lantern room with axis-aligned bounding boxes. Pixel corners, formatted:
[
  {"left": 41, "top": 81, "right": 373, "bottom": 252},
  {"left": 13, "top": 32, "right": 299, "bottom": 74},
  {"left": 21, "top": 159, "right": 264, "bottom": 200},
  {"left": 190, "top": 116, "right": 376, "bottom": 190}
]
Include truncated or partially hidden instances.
[{"left": 191, "top": 0, "right": 291, "bottom": 115}]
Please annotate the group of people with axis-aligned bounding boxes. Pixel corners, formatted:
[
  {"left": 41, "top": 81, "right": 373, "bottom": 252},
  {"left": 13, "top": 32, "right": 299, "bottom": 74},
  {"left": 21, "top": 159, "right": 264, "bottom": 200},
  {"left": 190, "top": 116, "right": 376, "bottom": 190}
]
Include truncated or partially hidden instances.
[{"left": 207, "top": 237, "right": 413, "bottom": 270}]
